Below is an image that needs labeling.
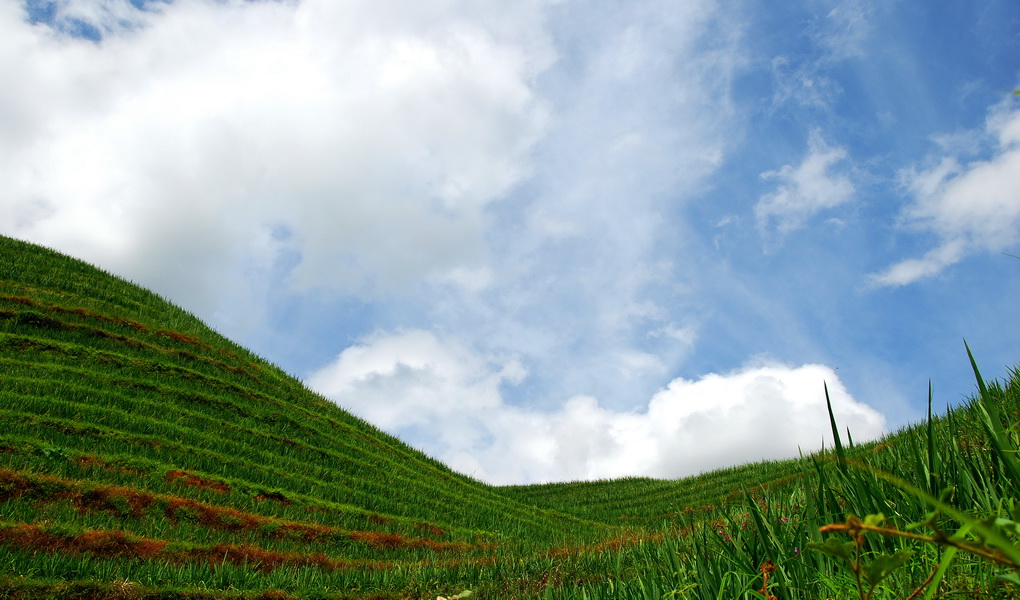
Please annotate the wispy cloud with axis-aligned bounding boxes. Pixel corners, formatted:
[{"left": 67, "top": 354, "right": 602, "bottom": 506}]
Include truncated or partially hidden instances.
[
  {"left": 755, "top": 130, "right": 855, "bottom": 242},
  {"left": 813, "top": 0, "right": 874, "bottom": 60},
  {"left": 767, "top": 1, "right": 875, "bottom": 111},
  {"left": 870, "top": 105, "right": 1020, "bottom": 287}
]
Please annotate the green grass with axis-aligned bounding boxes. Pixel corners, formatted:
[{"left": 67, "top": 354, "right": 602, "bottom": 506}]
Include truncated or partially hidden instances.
[{"left": 1, "top": 233, "right": 1017, "bottom": 599}]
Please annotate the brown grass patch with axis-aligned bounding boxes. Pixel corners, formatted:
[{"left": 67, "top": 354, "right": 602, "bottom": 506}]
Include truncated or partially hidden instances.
[
  {"left": 165, "top": 470, "right": 232, "bottom": 494},
  {"left": 74, "top": 455, "right": 145, "bottom": 476},
  {"left": 157, "top": 330, "right": 208, "bottom": 349},
  {"left": 254, "top": 491, "right": 291, "bottom": 506},
  {"left": 0, "top": 468, "right": 473, "bottom": 555},
  {"left": 77, "top": 486, "right": 155, "bottom": 518},
  {"left": 349, "top": 532, "right": 406, "bottom": 550},
  {"left": 367, "top": 514, "right": 392, "bottom": 526},
  {"left": 0, "top": 524, "right": 165, "bottom": 560},
  {"left": 415, "top": 523, "right": 446, "bottom": 537},
  {"left": 545, "top": 532, "right": 663, "bottom": 559},
  {"left": 0, "top": 578, "right": 308, "bottom": 600},
  {"left": 0, "top": 523, "right": 388, "bottom": 573}
]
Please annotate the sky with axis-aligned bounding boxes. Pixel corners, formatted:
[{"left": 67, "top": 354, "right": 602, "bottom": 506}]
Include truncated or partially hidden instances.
[{"left": 2, "top": 0, "right": 1018, "bottom": 485}]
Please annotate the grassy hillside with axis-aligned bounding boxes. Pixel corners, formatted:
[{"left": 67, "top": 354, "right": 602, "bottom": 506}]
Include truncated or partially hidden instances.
[
  {"left": 1, "top": 234, "right": 1018, "bottom": 599},
  {"left": 500, "top": 458, "right": 806, "bottom": 526},
  {"left": 0, "top": 235, "right": 616, "bottom": 598}
]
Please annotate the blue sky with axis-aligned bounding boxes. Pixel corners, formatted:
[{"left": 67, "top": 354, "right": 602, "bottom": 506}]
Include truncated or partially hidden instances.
[{"left": 3, "top": 0, "right": 1018, "bottom": 483}]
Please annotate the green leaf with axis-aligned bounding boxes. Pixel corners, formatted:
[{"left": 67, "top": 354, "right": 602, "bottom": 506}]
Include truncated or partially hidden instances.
[
  {"left": 997, "top": 571, "right": 1020, "bottom": 586},
  {"left": 863, "top": 465, "right": 1020, "bottom": 566},
  {"left": 995, "top": 518, "right": 1020, "bottom": 536},
  {"left": 862, "top": 550, "right": 914, "bottom": 586},
  {"left": 807, "top": 538, "right": 856, "bottom": 561}
]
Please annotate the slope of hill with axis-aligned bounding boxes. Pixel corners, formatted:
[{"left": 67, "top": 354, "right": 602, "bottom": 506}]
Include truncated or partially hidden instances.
[
  {"left": 2, "top": 234, "right": 1017, "bottom": 600},
  {"left": 500, "top": 458, "right": 806, "bottom": 526},
  {"left": 0, "top": 235, "right": 621, "bottom": 599}
]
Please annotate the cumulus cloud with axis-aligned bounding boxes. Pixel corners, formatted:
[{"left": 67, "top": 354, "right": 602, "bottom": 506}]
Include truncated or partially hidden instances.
[
  {"left": 870, "top": 105, "right": 1020, "bottom": 287},
  {"left": 307, "top": 330, "right": 886, "bottom": 484},
  {"left": 755, "top": 131, "right": 855, "bottom": 239},
  {"left": 0, "top": 0, "right": 553, "bottom": 319},
  {"left": 306, "top": 329, "right": 525, "bottom": 431}
]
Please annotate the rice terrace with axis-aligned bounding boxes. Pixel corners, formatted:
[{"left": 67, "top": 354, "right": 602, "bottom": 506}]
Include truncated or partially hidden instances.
[{"left": 1, "top": 233, "right": 1018, "bottom": 599}]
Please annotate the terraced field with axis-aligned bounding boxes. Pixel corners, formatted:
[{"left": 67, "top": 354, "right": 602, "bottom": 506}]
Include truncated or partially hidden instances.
[
  {"left": 0, "top": 235, "right": 613, "bottom": 598},
  {"left": 1, "top": 234, "right": 1018, "bottom": 599}
]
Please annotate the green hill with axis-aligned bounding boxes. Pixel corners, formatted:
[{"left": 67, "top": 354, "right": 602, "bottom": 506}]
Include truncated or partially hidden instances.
[
  {"left": 1, "top": 234, "right": 1018, "bottom": 599},
  {"left": 0, "top": 235, "right": 613, "bottom": 597}
]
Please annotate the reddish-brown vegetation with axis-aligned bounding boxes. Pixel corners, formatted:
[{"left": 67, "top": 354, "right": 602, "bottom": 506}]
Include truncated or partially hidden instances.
[
  {"left": 0, "top": 522, "right": 393, "bottom": 573},
  {"left": 0, "top": 468, "right": 473, "bottom": 554},
  {"left": 0, "top": 292, "right": 261, "bottom": 376},
  {"left": 367, "top": 514, "right": 392, "bottom": 526},
  {"left": 0, "top": 293, "right": 37, "bottom": 308},
  {"left": 158, "top": 330, "right": 207, "bottom": 349},
  {"left": 162, "top": 496, "right": 263, "bottom": 532},
  {"left": 78, "top": 486, "right": 155, "bottom": 518},
  {"left": 254, "top": 491, "right": 291, "bottom": 505},
  {"left": 544, "top": 531, "right": 664, "bottom": 560},
  {"left": 416, "top": 523, "right": 446, "bottom": 537},
  {"left": 165, "top": 470, "right": 232, "bottom": 494},
  {"left": 75, "top": 455, "right": 145, "bottom": 476},
  {"left": 0, "top": 578, "right": 307, "bottom": 600},
  {"left": 0, "top": 524, "right": 166, "bottom": 560}
]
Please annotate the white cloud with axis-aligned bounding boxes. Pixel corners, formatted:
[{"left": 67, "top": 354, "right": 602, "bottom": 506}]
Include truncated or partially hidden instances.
[
  {"left": 1, "top": 0, "right": 747, "bottom": 403},
  {"left": 755, "top": 131, "right": 855, "bottom": 239},
  {"left": 870, "top": 106, "right": 1020, "bottom": 287},
  {"left": 867, "top": 240, "right": 966, "bottom": 288},
  {"left": 0, "top": 0, "right": 553, "bottom": 319},
  {"left": 307, "top": 330, "right": 886, "bottom": 484},
  {"left": 305, "top": 329, "right": 524, "bottom": 431}
]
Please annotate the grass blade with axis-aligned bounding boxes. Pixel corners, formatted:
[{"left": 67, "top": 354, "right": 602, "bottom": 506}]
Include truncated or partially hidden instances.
[
  {"left": 927, "top": 380, "right": 936, "bottom": 496},
  {"left": 824, "top": 382, "right": 846, "bottom": 472},
  {"left": 965, "top": 341, "right": 1020, "bottom": 496}
]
